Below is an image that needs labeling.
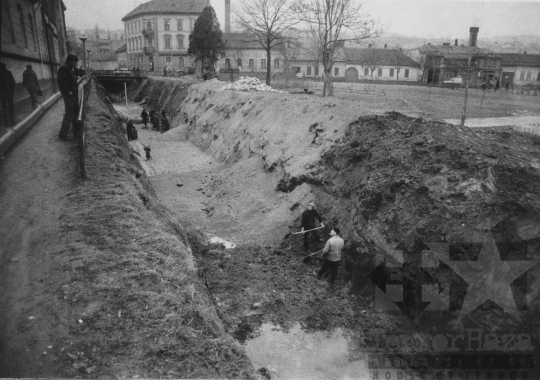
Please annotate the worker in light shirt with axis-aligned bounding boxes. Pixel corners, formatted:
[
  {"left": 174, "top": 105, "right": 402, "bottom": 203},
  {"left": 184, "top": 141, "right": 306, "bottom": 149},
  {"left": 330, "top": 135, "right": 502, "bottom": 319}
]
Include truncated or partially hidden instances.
[{"left": 316, "top": 227, "right": 344, "bottom": 285}]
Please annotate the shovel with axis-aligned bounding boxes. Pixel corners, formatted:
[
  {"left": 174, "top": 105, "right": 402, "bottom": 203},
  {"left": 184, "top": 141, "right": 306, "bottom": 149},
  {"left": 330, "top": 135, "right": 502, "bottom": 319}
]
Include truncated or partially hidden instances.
[
  {"left": 302, "top": 249, "right": 323, "bottom": 263},
  {"left": 292, "top": 226, "right": 324, "bottom": 235}
]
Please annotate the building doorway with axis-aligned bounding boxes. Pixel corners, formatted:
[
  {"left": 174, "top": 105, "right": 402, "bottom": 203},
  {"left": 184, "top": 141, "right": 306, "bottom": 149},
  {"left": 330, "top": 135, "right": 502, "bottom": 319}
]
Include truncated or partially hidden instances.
[{"left": 345, "top": 67, "right": 359, "bottom": 81}]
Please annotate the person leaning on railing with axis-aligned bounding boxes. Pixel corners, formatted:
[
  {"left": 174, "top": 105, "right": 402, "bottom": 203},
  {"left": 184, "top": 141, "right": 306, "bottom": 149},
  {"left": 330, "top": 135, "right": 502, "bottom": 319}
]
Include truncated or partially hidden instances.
[{"left": 57, "top": 54, "right": 80, "bottom": 140}]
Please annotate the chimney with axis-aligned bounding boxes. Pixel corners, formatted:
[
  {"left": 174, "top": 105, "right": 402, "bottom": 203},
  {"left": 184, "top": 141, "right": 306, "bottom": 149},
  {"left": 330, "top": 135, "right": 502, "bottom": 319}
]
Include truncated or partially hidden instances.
[
  {"left": 225, "top": 0, "right": 231, "bottom": 33},
  {"left": 469, "top": 27, "right": 479, "bottom": 47},
  {"left": 455, "top": 39, "right": 458, "bottom": 46},
  {"left": 384, "top": 44, "right": 387, "bottom": 49}
]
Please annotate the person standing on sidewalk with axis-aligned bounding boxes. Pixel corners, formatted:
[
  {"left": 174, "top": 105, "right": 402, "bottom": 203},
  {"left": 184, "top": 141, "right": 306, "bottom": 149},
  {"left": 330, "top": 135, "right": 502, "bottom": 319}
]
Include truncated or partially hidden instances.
[
  {"left": 23, "top": 64, "right": 42, "bottom": 110},
  {"left": 57, "top": 55, "right": 79, "bottom": 140},
  {"left": 316, "top": 227, "right": 344, "bottom": 285},
  {"left": 0, "top": 62, "right": 16, "bottom": 128},
  {"left": 300, "top": 201, "right": 324, "bottom": 250}
]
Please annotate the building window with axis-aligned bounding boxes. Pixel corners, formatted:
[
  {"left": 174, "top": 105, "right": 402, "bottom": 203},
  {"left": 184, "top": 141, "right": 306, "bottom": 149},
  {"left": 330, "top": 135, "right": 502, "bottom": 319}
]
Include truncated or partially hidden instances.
[
  {"left": 225, "top": 58, "right": 231, "bottom": 68},
  {"left": 389, "top": 68, "right": 394, "bottom": 77},
  {"left": 334, "top": 67, "right": 339, "bottom": 76},
  {"left": 261, "top": 59, "right": 266, "bottom": 69},
  {"left": 526, "top": 72, "right": 532, "bottom": 81},
  {"left": 237, "top": 58, "right": 242, "bottom": 67},
  {"left": 147, "top": 21, "right": 152, "bottom": 31},
  {"left": 5, "top": 1, "right": 16, "bottom": 43},
  {"left": 17, "top": 4, "right": 28, "bottom": 48},
  {"left": 315, "top": 66, "right": 319, "bottom": 76},
  {"left": 165, "top": 36, "right": 171, "bottom": 49},
  {"left": 378, "top": 68, "right": 382, "bottom": 76},
  {"left": 177, "top": 35, "right": 184, "bottom": 48},
  {"left": 249, "top": 59, "right": 254, "bottom": 68},
  {"left": 164, "top": 20, "right": 170, "bottom": 31},
  {"left": 537, "top": 72, "right": 540, "bottom": 82},
  {"left": 307, "top": 66, "right": 312, "bottom": 76},
  {"left": 177, "top": 20, "right": 183, "bottom": 31},
  {"left": 520, "top": 71, "right": 525, "bottom": 81},
  {"left": 28, "top": 13, "right": 37, "bottom": 51},
  {"left": 190, "top": 19, "right": 195, "bottom": 30},
  {"left": 364, "top": 68, "right": 369, "bottom": 76},
  {"left": 274, "top": 59, "right": 280, "bottom": 69},
  {"left": 405, "top": 69, "right": 409, "bottom": 78}
]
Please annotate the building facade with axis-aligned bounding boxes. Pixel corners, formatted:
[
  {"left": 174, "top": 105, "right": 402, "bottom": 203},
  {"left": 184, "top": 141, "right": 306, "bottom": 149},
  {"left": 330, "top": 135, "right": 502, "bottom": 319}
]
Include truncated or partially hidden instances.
[
  {"left": 1, "top": 0, "right": 68, "bottom": 87},
  {"left": 122, "top": 0, "right": 209, "bottom": 73},
  {"left": 498, "top": 53, "right": 540, "bottom": 90}
]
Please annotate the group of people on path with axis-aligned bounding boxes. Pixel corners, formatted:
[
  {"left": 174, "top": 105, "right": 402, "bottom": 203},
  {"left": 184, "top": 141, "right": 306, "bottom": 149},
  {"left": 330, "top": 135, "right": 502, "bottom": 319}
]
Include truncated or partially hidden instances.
[
  {"left": 300, "top": 201, "right": 344, "bottom": 286},
  {"left": 140, "top": 107, "right": 170, "bottom": 133},
  {"left": 0, "top": 63, "right": 43, "bottom": 128}
]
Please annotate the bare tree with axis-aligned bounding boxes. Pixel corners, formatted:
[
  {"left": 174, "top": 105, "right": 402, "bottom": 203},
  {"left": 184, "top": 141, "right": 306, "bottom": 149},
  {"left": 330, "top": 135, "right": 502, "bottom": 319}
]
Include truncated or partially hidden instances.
[
  {"left": 293, "top": 0, "right": 382, "bottom": 96},
  {"left": 391, "top": 46, "right": 412, "bottom": 81},
  {"left": 234, "top": 0, "right": 299, "bottom": 85},
  {"left": 277, "top": 35, "right": 303, "bottom": 86}
]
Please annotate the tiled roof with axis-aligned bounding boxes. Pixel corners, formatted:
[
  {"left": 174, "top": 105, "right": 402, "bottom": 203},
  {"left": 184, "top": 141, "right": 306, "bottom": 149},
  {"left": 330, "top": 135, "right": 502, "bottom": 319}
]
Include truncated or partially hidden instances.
[
  {"left": 342, "top": 48, "right": 419, "bottom": 67},
  {"left": 498, "top": 53, "right": 540, "bottom": 66},
  {"left": 122, "top": 0, "right": 210, "bottom": 21},
  {"left": 418, "top": 44, "right": 494, "bottom": 59},
  {"left": 223, "top": 33, "right": 264, "bottom": 50}
]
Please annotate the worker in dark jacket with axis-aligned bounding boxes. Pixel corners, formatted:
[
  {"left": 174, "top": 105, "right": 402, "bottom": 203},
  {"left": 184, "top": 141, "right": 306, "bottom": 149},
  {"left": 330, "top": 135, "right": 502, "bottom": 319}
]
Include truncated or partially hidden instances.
[
  {"left": 23, "top": 64, "right": 42, "bottom": 109},
  {"left": 57, "top": 54, "right": 79, "bottom": 140},
  {"left": 300, "top": 201, "right": 325, "bottom": 250},
  {"left": 126, "top": 119, "right": 135, "bottom": 140},
  {"left": 0, "top": 62, "right": 16, "bottom": 127},
  {"left": 141, "top": 108, "right": 149, "bottom": 128}
]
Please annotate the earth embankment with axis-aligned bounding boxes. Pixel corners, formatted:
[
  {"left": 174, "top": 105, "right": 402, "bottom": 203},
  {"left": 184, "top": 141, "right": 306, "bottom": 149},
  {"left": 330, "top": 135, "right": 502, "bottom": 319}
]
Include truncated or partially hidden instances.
[
  {"left": 135, "top": 78, "right": 540, "bottom": 328},
  {"left": 0, "top": 78, "right": 254, "bottom": 378}
]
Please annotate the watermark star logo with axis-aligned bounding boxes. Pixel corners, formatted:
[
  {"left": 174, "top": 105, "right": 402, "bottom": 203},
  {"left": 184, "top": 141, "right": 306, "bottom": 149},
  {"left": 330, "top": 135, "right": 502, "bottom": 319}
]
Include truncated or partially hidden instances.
[{"left": 370, "top": 233, "right": 538, "bottom": 321}]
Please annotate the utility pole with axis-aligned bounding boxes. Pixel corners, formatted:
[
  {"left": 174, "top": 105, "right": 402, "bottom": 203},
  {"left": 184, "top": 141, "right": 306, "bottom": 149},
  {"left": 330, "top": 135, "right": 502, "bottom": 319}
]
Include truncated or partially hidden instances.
[{"left": 461, "top": 27, "right": 479, "bottom": 128}]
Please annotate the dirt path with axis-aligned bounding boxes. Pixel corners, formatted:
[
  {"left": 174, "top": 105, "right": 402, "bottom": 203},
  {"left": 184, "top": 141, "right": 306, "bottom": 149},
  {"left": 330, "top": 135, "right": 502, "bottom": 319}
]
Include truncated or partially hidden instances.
[{"left": 0, "top": 99, "right": 79, "bottom": 376}]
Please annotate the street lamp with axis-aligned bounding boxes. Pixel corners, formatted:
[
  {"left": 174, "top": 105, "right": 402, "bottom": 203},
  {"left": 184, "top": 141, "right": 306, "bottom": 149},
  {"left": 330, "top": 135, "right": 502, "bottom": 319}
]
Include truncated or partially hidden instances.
[
  {"left": 86, "top": 49, "right": 91, "bottom": 76},
  {"left": 79, "top": 35, "right": 88, "bottom": 79}
]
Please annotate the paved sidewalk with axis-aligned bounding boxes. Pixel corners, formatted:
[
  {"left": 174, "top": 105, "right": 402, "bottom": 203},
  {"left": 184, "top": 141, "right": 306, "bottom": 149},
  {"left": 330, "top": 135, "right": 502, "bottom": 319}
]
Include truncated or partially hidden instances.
[{"left": 444, "top": 116, "right": 540, "bottom": 128}]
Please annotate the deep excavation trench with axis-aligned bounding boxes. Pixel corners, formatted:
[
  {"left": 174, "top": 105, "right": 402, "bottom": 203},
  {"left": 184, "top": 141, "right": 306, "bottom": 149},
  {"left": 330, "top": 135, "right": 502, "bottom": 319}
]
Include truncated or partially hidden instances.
[{"left": 96, "top": 76, "right": 540, "bottom": 379}]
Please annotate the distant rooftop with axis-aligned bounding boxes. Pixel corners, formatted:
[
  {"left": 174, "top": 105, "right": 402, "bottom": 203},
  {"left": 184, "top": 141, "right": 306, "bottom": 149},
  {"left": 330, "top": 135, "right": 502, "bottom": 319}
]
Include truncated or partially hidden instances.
[
  {"left": 122, "top": 0, "right": 210, "bottom": 21},
  {"left": 498, "top": 53, "right": 540, "bottom": 66},
  {"left": 343, "top": 48, "right": 419, "bottom": 67}
]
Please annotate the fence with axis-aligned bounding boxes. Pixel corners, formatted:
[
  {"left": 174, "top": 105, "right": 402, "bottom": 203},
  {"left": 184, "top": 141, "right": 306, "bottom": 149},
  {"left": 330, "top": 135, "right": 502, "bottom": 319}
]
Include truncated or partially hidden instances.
[
  {"left": 512, "top": 113, "right": 540, "bottom": 136},
  {"left": 78, "top": 77, "right": 92, "bottom": 178}
]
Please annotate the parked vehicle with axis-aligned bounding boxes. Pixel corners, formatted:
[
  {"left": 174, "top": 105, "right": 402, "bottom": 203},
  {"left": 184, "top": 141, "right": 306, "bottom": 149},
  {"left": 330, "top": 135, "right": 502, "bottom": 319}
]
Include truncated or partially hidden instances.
[
  {"left": 177, "top": 66, "right": 196, "bottom": 76},
  {"left": 443, "top": 77, "right": 462, "bottom": 88}
]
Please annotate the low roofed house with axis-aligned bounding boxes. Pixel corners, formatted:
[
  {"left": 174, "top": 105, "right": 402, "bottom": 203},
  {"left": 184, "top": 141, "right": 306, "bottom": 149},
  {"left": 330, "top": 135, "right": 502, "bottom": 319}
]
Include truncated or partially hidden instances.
[
  {"left": 342, "top": 47, "right": 419, "bottom": 82},
  {"left": 498, "top": 53, "right": 540, "bottom": 90},
  {"left": 122, "top": 0, "right": 209, "bottom": 73}
]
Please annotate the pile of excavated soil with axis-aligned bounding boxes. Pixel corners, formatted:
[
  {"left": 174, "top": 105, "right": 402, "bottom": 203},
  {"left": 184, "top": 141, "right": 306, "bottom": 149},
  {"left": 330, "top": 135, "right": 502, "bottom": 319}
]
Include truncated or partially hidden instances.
[{"left": 1, "top": 80, "right": 254, "bottom": 378}]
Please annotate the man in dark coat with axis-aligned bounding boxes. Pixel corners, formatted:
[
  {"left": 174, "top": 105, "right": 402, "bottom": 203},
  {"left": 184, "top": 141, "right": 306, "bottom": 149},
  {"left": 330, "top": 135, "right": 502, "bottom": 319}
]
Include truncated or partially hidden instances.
[
  {"left": 0, "top": 62, "right": 16, "bottom": 127},
  {"left": 300, "top": 201, "right": 324, "bottom": 250},
  {"left": 126, "top": 119, "right": 135, "bottom": 140},
  {"left": 160, "top": 108, "right": 170, "bottom": 133},
  {"left": 141, "top": 108, "right": 149, "bottom": 128},
  {"left": 57, "top": 54, "right": 79, "bottom": 140},
  {"left": 23, "top": 64, "right": 42, "bottom": 109}
]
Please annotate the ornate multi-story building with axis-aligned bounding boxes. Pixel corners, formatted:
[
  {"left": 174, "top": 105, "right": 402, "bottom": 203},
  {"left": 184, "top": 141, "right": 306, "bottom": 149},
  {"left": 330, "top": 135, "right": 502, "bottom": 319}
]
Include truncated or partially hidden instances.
[{"left": 121, "top": 0, "right": 209, "bottom": 73}]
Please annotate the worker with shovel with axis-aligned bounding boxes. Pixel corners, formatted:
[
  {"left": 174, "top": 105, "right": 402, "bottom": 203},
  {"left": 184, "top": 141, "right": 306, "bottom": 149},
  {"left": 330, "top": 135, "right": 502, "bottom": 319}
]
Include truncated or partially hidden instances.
[
  {"left": 315, "top": 227, "right": 344, "bottom": 285},
  {"left": 300, "top": 201, "right": 324, "bottom": 250}
]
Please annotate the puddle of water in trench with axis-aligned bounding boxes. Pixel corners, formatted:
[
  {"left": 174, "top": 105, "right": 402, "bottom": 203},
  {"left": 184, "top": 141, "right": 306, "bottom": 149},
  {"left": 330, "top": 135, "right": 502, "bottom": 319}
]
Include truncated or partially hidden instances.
[
  {"left": 209, "top": 236, "right": 236, "bottom": 249},
  {"left": 245, "top": 322, "right": 371, "bottom": 380}
]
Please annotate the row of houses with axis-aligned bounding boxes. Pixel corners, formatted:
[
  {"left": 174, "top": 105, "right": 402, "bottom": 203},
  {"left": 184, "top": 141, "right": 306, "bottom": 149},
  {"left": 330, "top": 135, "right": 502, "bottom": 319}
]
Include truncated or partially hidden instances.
[{"left": 120, "top": 1, "right": 540, "bottom": 89}]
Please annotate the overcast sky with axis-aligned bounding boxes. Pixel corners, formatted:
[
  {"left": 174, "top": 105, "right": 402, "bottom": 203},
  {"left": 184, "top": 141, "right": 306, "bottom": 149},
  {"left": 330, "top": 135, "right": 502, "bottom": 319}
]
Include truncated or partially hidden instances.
[{"left": 64, "top": 0, "right": 540, "bottom": 39}]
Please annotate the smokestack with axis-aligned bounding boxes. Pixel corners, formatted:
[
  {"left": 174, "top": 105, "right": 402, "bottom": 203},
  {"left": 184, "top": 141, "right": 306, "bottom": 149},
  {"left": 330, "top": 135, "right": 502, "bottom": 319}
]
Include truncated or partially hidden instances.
[
  {"left": 455, "top": 39, "right": 458, "bottom": 46},
  {"left": 225, "top": 0, "right": 231, "bottom": 33},
  {"left": 469, "top": 27, "right": 479, "bottom": 47}
]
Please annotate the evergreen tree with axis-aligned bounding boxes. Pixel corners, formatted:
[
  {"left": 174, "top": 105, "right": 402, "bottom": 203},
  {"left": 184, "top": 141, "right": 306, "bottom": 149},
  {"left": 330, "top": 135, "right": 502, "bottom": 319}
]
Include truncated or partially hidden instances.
[{"left": 188, "top": 6, "right": 226, "bottom": 75}]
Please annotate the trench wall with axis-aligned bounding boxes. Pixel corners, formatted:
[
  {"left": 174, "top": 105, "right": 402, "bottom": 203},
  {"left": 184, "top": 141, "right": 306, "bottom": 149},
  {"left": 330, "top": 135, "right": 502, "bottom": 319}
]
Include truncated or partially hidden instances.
[{"left": 134, "top": 78, "right": 540, "bottom": 300}]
